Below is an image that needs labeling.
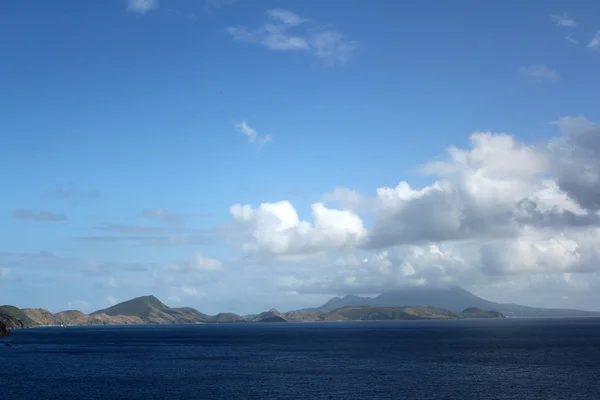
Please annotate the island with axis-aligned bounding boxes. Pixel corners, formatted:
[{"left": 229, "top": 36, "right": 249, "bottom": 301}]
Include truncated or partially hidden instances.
[{"left": 0, "top": 294, "right": 506, "bottom": 329}]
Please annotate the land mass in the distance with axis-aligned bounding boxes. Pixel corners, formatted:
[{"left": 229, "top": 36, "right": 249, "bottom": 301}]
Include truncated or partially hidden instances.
[
  {"left": 2, "top": 286, "right": 598, "bottom": 329},
  {"left": 0, "top": 295, "right": 503, "bottom": 329}
]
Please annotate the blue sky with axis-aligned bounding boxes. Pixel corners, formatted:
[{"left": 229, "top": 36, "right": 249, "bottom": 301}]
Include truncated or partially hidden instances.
[{"left": 1, "top": 0, "right": 600, "bottom": 315}]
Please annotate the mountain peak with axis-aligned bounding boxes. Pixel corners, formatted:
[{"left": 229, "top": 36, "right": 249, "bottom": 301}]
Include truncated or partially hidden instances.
[
  {"left": 91, "top": 295, "right": 168, "bottom": 317},
  {"left": 253, "top": 308, "right": 287, "bottom": 322}
]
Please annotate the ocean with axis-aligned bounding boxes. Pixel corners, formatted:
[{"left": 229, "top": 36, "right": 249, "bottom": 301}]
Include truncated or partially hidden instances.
[{"left": 1, "top": 318, "right": 600, "bottom": 399}]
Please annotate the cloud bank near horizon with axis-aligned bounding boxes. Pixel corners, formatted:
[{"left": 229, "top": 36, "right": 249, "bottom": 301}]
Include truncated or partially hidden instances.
[{"left": 6, "top": 116, "right": 600, "bottom": 314}]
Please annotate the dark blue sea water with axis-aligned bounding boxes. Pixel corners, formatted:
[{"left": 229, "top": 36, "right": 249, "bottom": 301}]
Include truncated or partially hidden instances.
[{"left": 2, "top": 318, "right": 600, "bottom": 399}]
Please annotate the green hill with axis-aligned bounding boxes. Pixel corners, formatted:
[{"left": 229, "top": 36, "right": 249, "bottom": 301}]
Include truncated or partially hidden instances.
[
  {"left": 322, "top": 306, "right": 457, "bottom": 321},
  {"left": 461, "top": 307, "right": 504, "bottom": 318},
  {"left": 91, "top": 295, "right": 201, "bottom": 324},
  {"left": 90, "top": 296, "right": 245, "bottom": 324},
  {"left": 91, "top": 295, "right": 168, "bottom": 319},
  {"left": 174, "top": 307, "right": 210, "bottom": 319},
  {"left": 0, "top": 310, "right": 28, "bottom": 329},
  {"left": 253, "top": 309, "right": 287, "bottom": 323},
  {"left": 0, "top": 305, "right": 38, "bottom": 327},
  {"left": 209, "top": 312, "right": 246, "bottom": 323},
  {"left": 317, "top": 305, "right": 505, "bottom": 321}
]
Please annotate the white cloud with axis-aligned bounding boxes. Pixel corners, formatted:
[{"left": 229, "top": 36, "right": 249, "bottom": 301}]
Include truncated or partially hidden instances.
[
  {"left": 139, "top": 208, "right": 205, "bottom": 227},
  {"left": 127, "top": 0, "right": 157, "bottom": 14},
  {"left": 220, "top": 117, "right": 600, "bottom": 307},
  {"left": 0, "top": 267, "right": 11, "bottom": 278},
  {"left": 322, "top": 187, "right": 370, "bottom": 212},
  {"left": 235, "top": 121, "right": 272, "bottom": 148},
  {"left": 190, "top": 252, "right": 223, "bottom": 271},
  {"left": 229, "top": 201, "right": 366, "bottom": 259},
  {"left": 14, "top": 209, "right": 68, "bottom": 222},
  {"left": 550, "top": 13, "right": 576, "bottom": 28},
  {"left": 565, "top": 36, "right": 579, "bottom": 45},
  {"left": 10, "top": 113, "right": 600, "bottom": 313},
  {"left": 236, "top": 120, "right": 258, "bottom": 141},
  {"left": 518, "top": 65, "right": 560, "bottom": 82},
  {"left": 227, "top": 25, "right": 309, "bottom": 51},
  {"left": 181, "top": 286, "right": 206, "bottom": 297},
  {"left": 278, "top": 225, "right": 600, "bottom": 300},
  {"left": 587, "top": 31, "right": 600, "bottom": 50},
  {"left": 310, "top": 30, "right": 359, "bottom": 66},
  {"left": 266, "top": 8, "right": 308, "bottom": 26},
  {"left": 226, "top": 9, "right": 357, "bottom": 65},
  {"left": 159, "top": 251, "right": 224, "bottom": 274},
  {"left": 226, "top": 9, "right": 309, "bottom": 51},
  {"left": 550, "top": 116, "right": 600, "bottom": 210},
  {"left": 364, "top": 132, "right": 553, "bottom": 248}
]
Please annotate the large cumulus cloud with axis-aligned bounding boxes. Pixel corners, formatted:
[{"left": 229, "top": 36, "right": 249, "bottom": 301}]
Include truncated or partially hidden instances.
[
  {"left": 224, "top": 117, "right": 600, "bottom": 305},
  {"left": 551, "top": 116, "right": 600, "bottom": 211},
  {"left": 228, "top": 200, "right": 367, "bottom": 259}
]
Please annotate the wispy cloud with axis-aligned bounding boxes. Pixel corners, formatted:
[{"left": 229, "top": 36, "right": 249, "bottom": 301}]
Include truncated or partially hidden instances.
[
  {"left": 236, "top": 121, "right": 272, "bottom": 148},
  {"left": 75, "top": 220, "right": 215, "bottom": 246},
  {"left": 588, "top": 31, "right": 600, "bottom": 50},
  {"left": 139, "top": 208, "right": 207, "bottom": 227},
  {"left": 551, "top": 13, "right": 576, "bottom": 28},
  {"left": 518, "top": 65, "right": 560, "bottom": 82},
  {"left": 266, "top": 8, "right": 309, "bottom": 26},
  {"left": 74, "top": 235, "right": 164, "bottom": 243},
  {"left": 49, "top": 185, "right": 100, "bottom": 201},
  {"left": 310, "top": 30, "right": 359, "bottom": 66},
  {"left": 95, "top": 224, "right": 170, "bottom": 235},
  {"left": 226, "top": 12, "right": 310, "bottom": 52},
  {"left": 13, "top": 209, "right": 67, "bottom": 222},
  {"left": 127, "top": 0, "right": 158, "bottom": 14},
  {"left": 226, "top": 9, "right": 358, "bottom": 65},
  {"left": 565, "top": 36, "right": 579, "bottom": 45},
  {"left": 181, "top": 286, "right": 206, "bottom": 297},
  {"left": 167, "top": 8, "right": 198, "bottom": 22},
  {"left": 204, "top": 0, "right": 237, "bottom": 12},
  {"left": 138, "top": 235, "right": 214, "bottom": 247},
  {"left": 74, "top": 209, "right": 214, "bottom": 247},
  {"left": 74, "top": 234, "right": 213, "bottom": 247}
]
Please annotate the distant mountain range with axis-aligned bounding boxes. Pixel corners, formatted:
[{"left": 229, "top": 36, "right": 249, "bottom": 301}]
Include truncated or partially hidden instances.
[
  {"left": 1, "top": 286, "right": 598, "bottom": 329},
  {"left": 0, "top": 296, "right": 247, "bottom": 329},
  {"left": 298, "top": 286, "right": 600, "bottom": 318}
]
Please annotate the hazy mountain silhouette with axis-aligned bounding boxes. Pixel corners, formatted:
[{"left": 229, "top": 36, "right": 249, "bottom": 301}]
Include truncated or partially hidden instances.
[{"left": 298, "top": 286, "right": 600, "bottom": 317}]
